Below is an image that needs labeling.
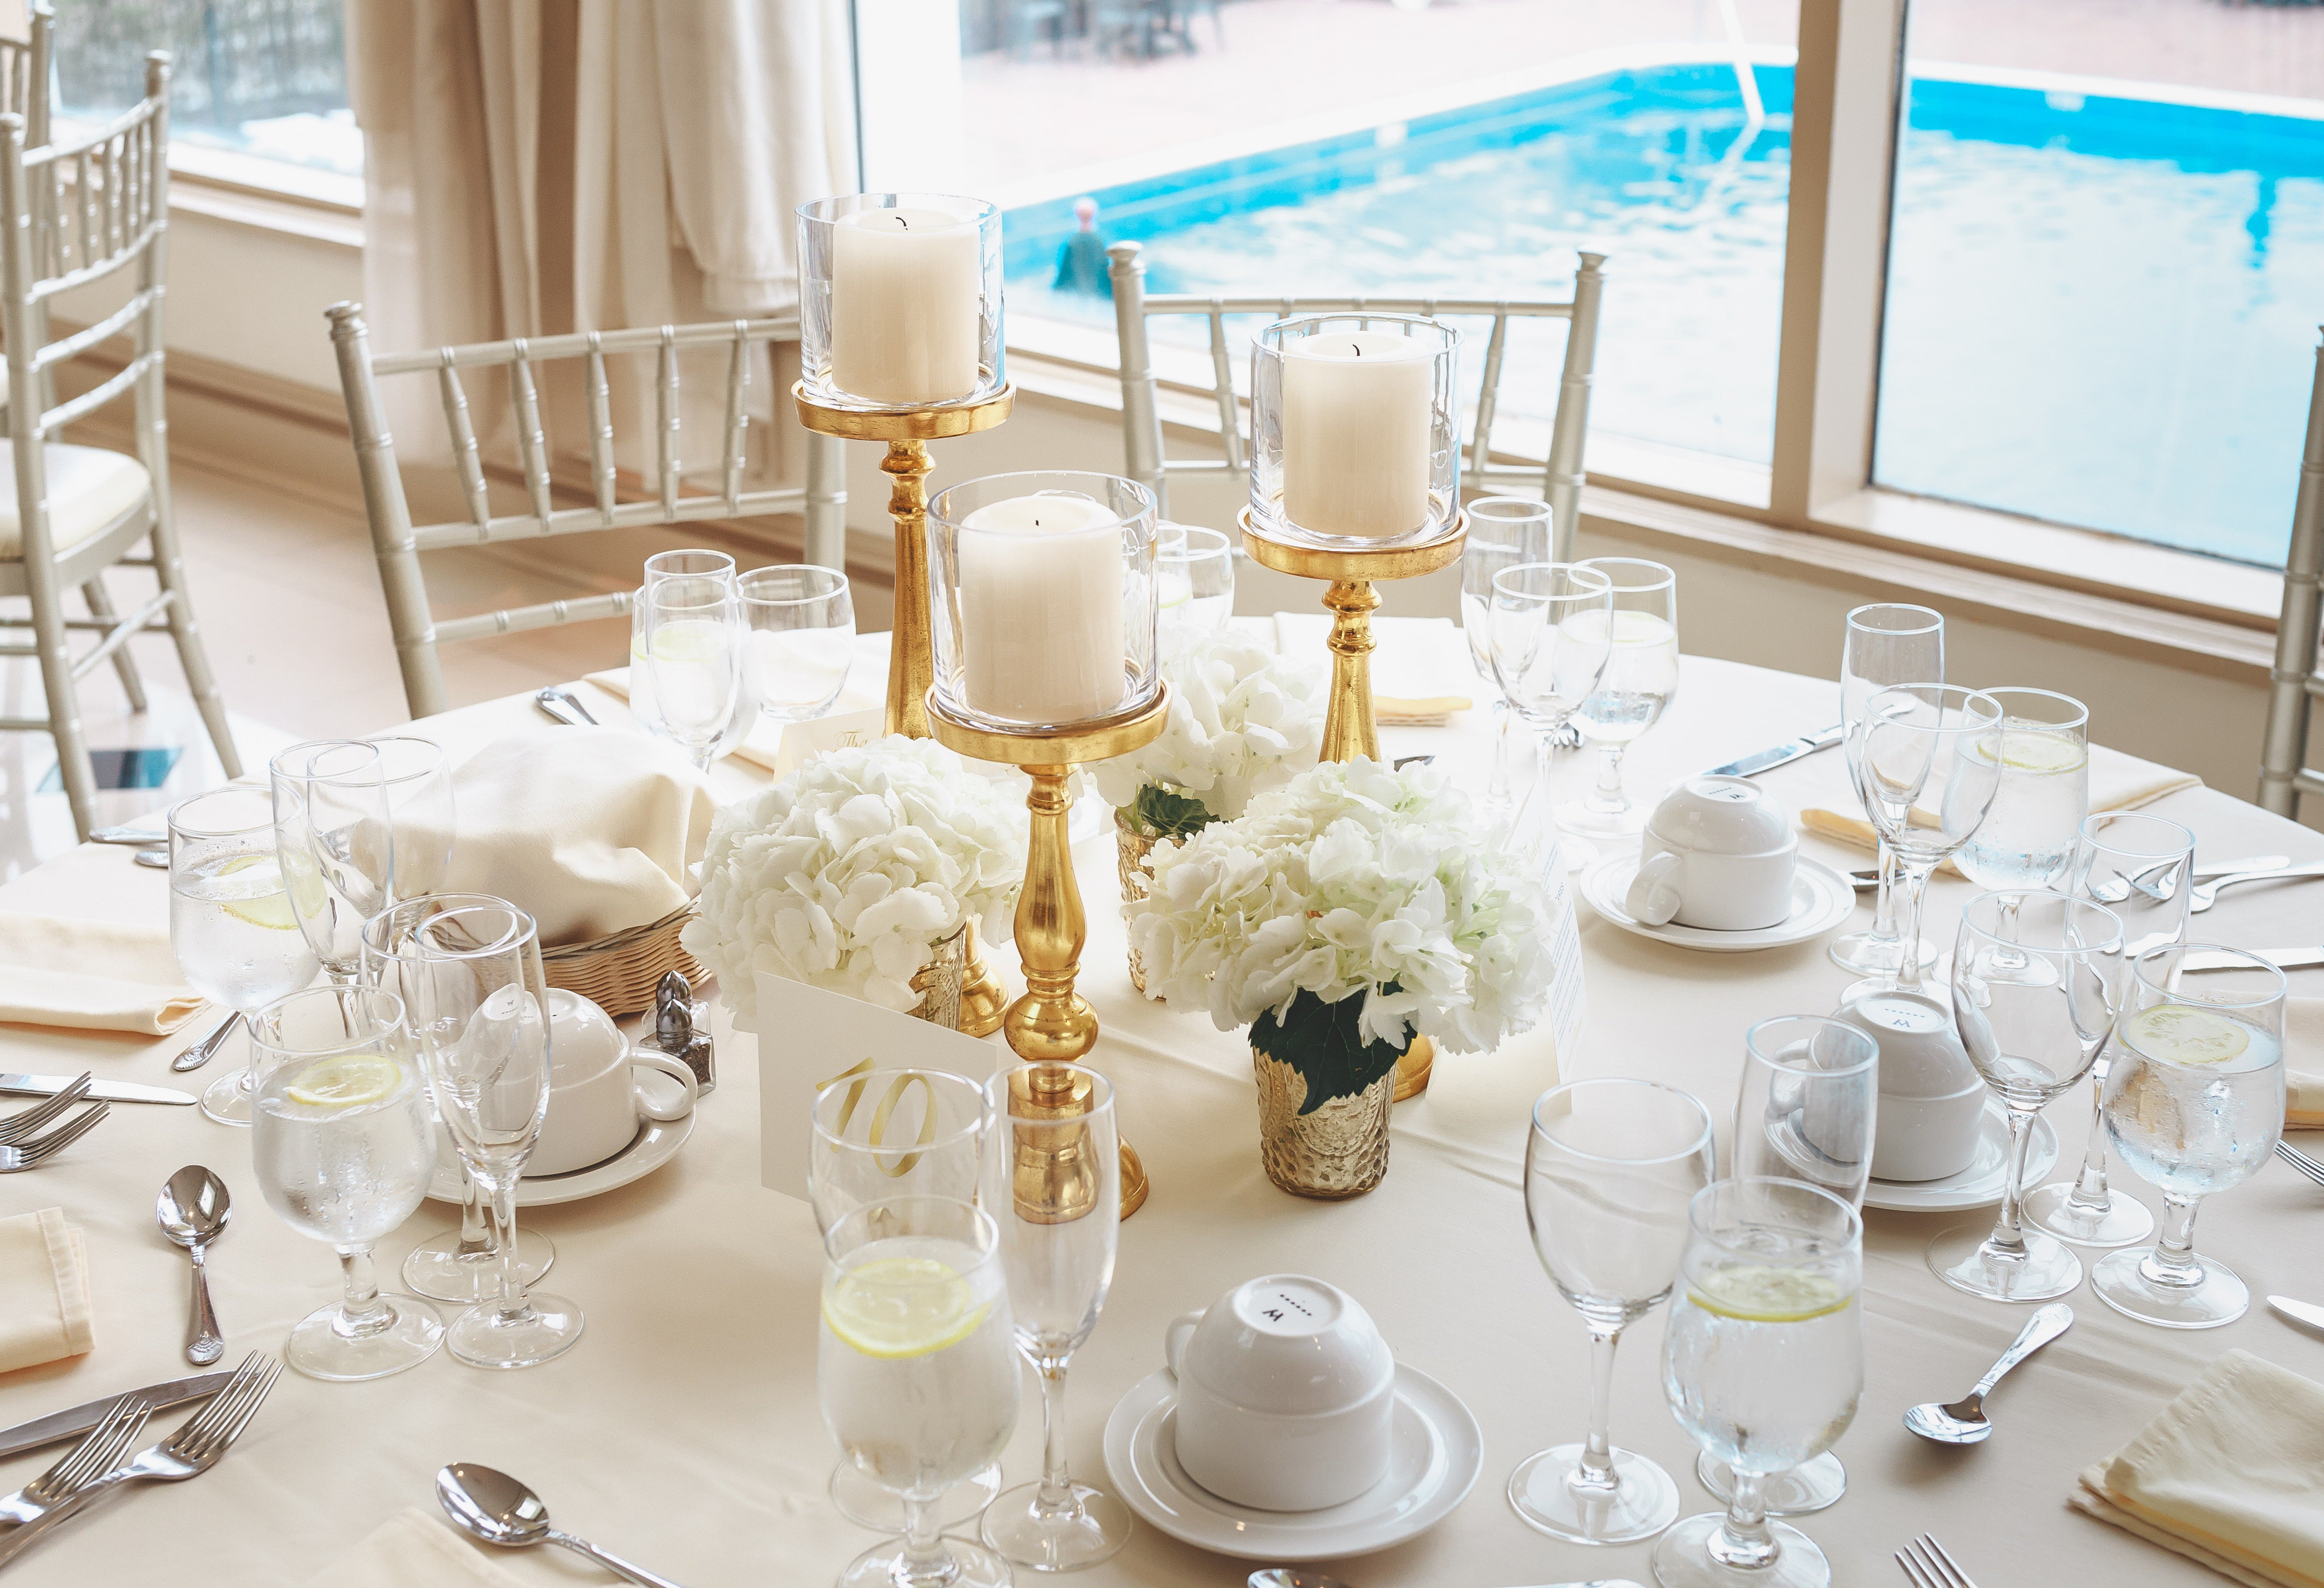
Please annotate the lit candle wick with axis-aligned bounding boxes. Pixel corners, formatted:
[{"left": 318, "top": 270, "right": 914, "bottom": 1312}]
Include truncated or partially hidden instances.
[
  {"left": 892, "top": 215, "right": 909, "bottom": 230},
  {"left": 1353, "top": 346, "right": 1364, "bottom": 357}
]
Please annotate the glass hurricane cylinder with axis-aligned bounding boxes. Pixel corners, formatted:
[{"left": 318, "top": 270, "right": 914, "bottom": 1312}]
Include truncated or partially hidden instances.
[
  {"left": 1249, "top": 313, "right": 1461, "bottom": 547},
  {"left": 798, "top": 193, "right": 1004, "bottom": 410}
]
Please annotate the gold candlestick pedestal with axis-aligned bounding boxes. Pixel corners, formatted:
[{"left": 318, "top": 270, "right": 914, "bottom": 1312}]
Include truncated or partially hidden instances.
[
  {"left": 794, "top": 383, "right": 1014, "bottom": 1034},
  {"left": 1239, "top": 506, "right": 1465, "bottom": 1097},
  {"left": 927, "top": 685, "right": 1172, "bottom": 1218}
]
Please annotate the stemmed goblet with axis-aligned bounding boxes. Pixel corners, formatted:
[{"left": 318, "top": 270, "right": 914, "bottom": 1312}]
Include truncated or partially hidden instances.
[
  {"left": 367, "top": 736, "right": 455, "bottom": 899},
  {"left": 739, "top": 565, "right": 855, "bottom": 727},
  {"left": 1829, "top": 604, "right": 1944, "bottom": 982},
  {"left": 272, "top": 738, "right": 397, "bottom": 987},
  {"left": 1490, "top": 562, "right": 1613, "bottom": 868},
  {"left": 1461, "top": 497, "right": 1554, "bottom": 820},
  {"left": 1950, "top": 688, "right": 2090, "bottom": 972},
  {"left": 629, "top": 548, "right": 735, "bottom": 740},
  {"left": 1511, "top": 1077, "right": 1714, "bottom": 1545},
  {"left": 1556, "top": 558, "right": 1680, "bottom": 842},
  {"left": 1155, "top": 524, "right": 1235, "bottom": 653},
  {"left": 641, "top": 572, "right": 748, "bottom": 770}
]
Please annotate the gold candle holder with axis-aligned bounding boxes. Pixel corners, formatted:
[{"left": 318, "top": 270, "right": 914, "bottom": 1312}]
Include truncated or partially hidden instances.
[
  {"left": 794, "top": 381, "right": 1015, "bottom": 1036},
  {"left": 927, "top": 685, "right": 1172, "bottom": 1218}
]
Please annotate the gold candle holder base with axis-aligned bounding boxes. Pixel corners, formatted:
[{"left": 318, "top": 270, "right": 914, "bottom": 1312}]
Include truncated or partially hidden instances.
[{"left": 927, "top": 685, "right": 1172, "bottom": 1218}]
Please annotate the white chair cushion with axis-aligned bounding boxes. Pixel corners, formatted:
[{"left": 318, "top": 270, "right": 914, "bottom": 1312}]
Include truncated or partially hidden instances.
[{"left": 0, "top": 444, "right": 150, "bottom": 558}]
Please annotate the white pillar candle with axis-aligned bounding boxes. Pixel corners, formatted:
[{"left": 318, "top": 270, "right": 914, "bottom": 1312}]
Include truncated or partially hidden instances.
[
  {"left": 830, "top": 207, "right": 981, "bottom": 405},
  {"left": 959, "top": 494, "right": 1126, "bottom": 724},
  {"left": 1281, "top": 331, "right": 1434, "bottom": 537}
]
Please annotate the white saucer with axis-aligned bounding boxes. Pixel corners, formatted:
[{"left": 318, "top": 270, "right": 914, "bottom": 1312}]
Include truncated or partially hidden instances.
[
  {"left": 1863, "top": 1097, "right": 2057, "bottom": 1213},
  {"left": 426, "top": 1108, "right": 696, "bottom": 1208},
  {"left": 1101, "top": 1362, "right": 1481, "bottom": 1562},
  {"left": 1580, "top": 854, "right": 1856, "bottom": 952}
]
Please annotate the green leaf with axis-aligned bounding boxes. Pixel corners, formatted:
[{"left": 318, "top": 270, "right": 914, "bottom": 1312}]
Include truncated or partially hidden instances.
[
  {"left": 1249, "top": 987, "right": 1410, "bottom": 1114},
  {"left": 1129, "top": 784, "right": 1214, "bottom": 842}
]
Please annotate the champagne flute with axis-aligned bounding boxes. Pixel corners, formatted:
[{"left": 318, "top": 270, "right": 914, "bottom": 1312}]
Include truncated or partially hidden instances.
[
  {"left": 1829, "top": 604, "right": 1944, "bottom": 982},
  {"left": 739, "top": 564, "right": 855, "bottom": 726},
  {"left": 271, "top": 739, "right": 396, "bottom": 985},
  {"left": 642, "top": 573, "right": 748, "bottom": 771},
  {"left": 1928, "top": 890, "right": 2125, "bottom": 1302},
  {"left": 366, "top": 736, "right": 455, "bottom": 900},
  {"left": 1491, "top": 562, "right": 1613, "bottom": 869},
  {"left": 979, "top": 1062, "right": 1134, "bottom": 1571},
  {"left": 2094, "top": 943, "right": 2285, "bottom": 1329},
  {"left": 1657, "top": 1178, "right": 1862, "bottom": 1588},
  {"left": 1155, "top": 523, "right": 1235, "bottom": 651},
  {"left": 1556, "top": 558, "right": 1680, "bottom": 842},
  {"left": 1463, "top": 497, "right": 1554, "bottom": 820},
  {"left": 1511, "top": 1077, "right": 1714, "bottom": 1545}
]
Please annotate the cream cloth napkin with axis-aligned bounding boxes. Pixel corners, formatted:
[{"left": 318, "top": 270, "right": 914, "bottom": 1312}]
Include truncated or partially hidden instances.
[
  {"left": 0, "top": 913, "right": 202, "bottom": 1034},
  {"left": 2071, "top": 1349, "right": 2324, "bottom": 1588},
  {"left": 1274, "top": 612, "right": 1475, "bottom": 724},
  {"left": 2290, "top": 999, "right": 2322, "bottom": 1130},
  {"left": 438, "top": 728, "right": 717, "bottom": 949},
  {"left": 0, "top": 1208, "right": 93, "bottom": 1374},
  {"left": 583, "top": 668, "right": 886, "bottom": 777},
  {"left": 307, "top": 1507, "right": 524, "bottom": 1588}
]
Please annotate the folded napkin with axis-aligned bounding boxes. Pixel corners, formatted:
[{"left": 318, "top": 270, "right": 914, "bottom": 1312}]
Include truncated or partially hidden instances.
[
  {"left": 583, "top": 667, "right": 886, "bottom": 784},
  {"left": 2290, "top": 999, "right": 2322, "bottom": 1130},
  {"left": 1274, "top": 612, "right": 1475, "bottom": 724},
  {"left": 308, "top": 1507, "right": 525, "bottom": 1588},
  {"left": 2071, "top": 1349, "right": 2324, "bottom": 1588},
  {"left": 0, "top": 1208, "right": 92, "bottom": 1375},
  {"left": 0, "top": 913, "right": 202, "bottom": 1034},
  {"left": 439, "top": 727, "right": 717, "bottom": 949}
]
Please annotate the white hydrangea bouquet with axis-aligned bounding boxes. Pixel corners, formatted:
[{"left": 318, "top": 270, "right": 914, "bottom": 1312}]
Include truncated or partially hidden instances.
[
  {"left": 1131, "top": 757, "right": 1554, "bottom": 1114},
  {"left": 683, "top": 737, "right": 1024, "bottom": 1024}
]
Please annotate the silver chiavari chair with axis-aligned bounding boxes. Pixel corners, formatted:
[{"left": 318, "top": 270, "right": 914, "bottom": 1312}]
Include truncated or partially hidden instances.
[
  {"left": 0, "top": 1, "right": 57, "bottom": 433},
  {"left": 1106, "top": 240, "right": 1608, "bottom": 561},
  {"left": 0, "top": 53, "right": 243, "bottom": 839},
  {"left": 326, "top": 308, "right": 849, "bottom": 720},
  {"left": 2259, "top": 327, "right": 2323, "bottom": 820}
]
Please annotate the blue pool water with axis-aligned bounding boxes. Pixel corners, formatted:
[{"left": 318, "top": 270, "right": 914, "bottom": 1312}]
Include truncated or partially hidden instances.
[{"left": 1004, "top": 61, "right": 2324, "bottom": 568}]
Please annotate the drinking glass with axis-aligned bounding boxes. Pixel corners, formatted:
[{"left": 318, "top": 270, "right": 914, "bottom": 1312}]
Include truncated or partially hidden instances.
[
  {"left": 168, "top": 786, "right": 322, "bottom": 1128},
  {"left": 1556, "top": 558, "right": 1679, "bottom": 841},
  {"left": 822, "top": 1196, "right": 1019, "bottom": 1588},
  {"left": 979, "top": 1062, "right": 1133, "bottom": 1571},
  {"left": 739, "top": 564, "right": 855, "bottom": 726},
  {"left": 1927, "top": 891, "right": 2125, "bottom": 1302},
  {"left": 643, "top": 547, "right": 737, "bottom": 589},
  {"left": 1462, "top": 497, "right": 1554, "bottom": 820},
  {"left": 271, "top": 739, "right": 397, "bottom": 985},
  {"left": 1842, "top": 685, "right": 2004, "bottom": 1000},
  {"left": 1829, "top": 604, "right": 1944, "bottom": 981},
  {"left": 1657, "top": 1179, "right": 1862, "bottom": 1588},
  {"left": 1490, "top": 562, "right": 1613, "bottom": 869},
  {"left": 641, "top": 573, "right": 748, "bottom": 770},
  {"left": 406, "top": 898, "right": 585, "bottom": 1368},
  {"left": 2094, "top": 943, "right": 2286, "bottom": 1328},
  {"left": 1155, "top": 524, "right": 1234, "bottom": 652},
  {"left": 2026, "top": 811, "right": 2195, "bottom": 1248},
  {"left": 1697, "top": 1016, "right": 1877, "bottom": 1518},
  {"left": 367, "top": 736, "right": 455, "bottom": 900},
  {"left": 247, "top": 984, "right": 444, "bottom": 1380},
  {"left": 809, "top": 1068, "right": 1000, "bottom": 1532},
  {"left": 362, "top": 898, "right": 556, "bottom": 1307},
  {"left": 1951, "top": 688, "right": 2090, "bottom": 960},
  {"left": 1511, "top": 1078, "right": 1714, "bottom": 1545}
]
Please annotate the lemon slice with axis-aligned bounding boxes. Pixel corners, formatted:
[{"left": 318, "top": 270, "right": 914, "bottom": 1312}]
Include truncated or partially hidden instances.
[
  {"left": 823, "top": 1256, "right": 988, "bottom": 1359},
  {"left": 2122, "top": 1004, "right": 2249, "bottom": 1067},
  {"left": 285, "top": 1054, "right": 404, "bottom": 1110},
  {"left": 1991, "top": 728, "right": 2087, "bottom": 775},
  {"left": 649, "top": 619, "right": 731, "bottom": 664},
  {"left": 1690, "top": 1264, "right": 1852, "bottom": 1323},
  {"left": 216, "top": 855, "right": 300, "bottom": 931},
  {"left": 1157, "top": 571, "right": 1195, "bottom": 610}
]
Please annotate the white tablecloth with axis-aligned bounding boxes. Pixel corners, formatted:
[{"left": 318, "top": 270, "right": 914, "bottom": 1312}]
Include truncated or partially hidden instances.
[{"left": 1, "top": 643, "right": 2320, "bottom": 1588}]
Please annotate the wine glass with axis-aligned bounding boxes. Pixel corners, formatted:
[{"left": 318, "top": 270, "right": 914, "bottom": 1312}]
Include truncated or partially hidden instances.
[
  {"left": 1842, "top": 685, "right": 2004, "bottom": 1000},
  {"left": 643, "top": 547, "right": 737, "bottom": 588},
  {"left": 405, "top": 897, "right": 585, "bottom": 1369},
  {"left": 1511, "top": 1077, "right": 1714, "bottom": 1545},
  {"left": 367, "top": 736, "right": 455, "bottom": 900},
  {"left": 1155, "top": 523, "right": 1234, "bottom": 652},
  {"left": 979, "top": 1062, "right": 1134, "bottom": 1571},
  {"left": 1950, "top": 688, "right": 2090, "bottom": 969},
  {"left": 1927, "top": 891, "right": 2125, "bottom": 1302},
  {"left": 1490, "top": 562, "right": 1613, "bottom": 870},
  {"left": 1657, "top": 1178, "right": 1862, "bottom": 1588},
  {"left": 739, "top": 564, "right": 855, "bottom": 726},
  {"left": 271, "top": 739, "right": 397, "bottom": 985},
  {"left": 809, "top": 1068, "right": 1000, "bottom": 1532},
  {"left": 1829, "top": 604, "right": 1944, "bottom": 982},
  {"left": 1462, "top": 497, "right": 1554, "bottom": 821},
  {"left": 1696, "top": 1016, "right": 1877, "bottom": 1518},
  {"left": 642, "top": 574, "right": 748, "bottom": 770},
  {"left": 1556, "top": 558, "right": 1679, "bottom": 842},
  {"left": 167, "top": 786, "right": 323, "bottom": 1129},
  {"left": 2094, "top": 943, "right": 2286, "bottom": 1329},
  {"left": 822, "top": 1195, "right": 1019, "bottom": 1588},
  {"left": 2026, "top": 811, "right": 2194, "bottom": 1249},
  {"left": 247, "top": 984, "right": 444, "bottom": 1380}
]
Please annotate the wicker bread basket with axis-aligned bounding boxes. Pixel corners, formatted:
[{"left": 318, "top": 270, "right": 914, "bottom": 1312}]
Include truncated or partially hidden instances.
[{"left": 542, "top": 901, "right": 704, "bottom": 1016}]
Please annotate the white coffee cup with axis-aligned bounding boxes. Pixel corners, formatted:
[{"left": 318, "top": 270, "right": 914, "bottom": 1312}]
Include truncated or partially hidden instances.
[
  {"left": 528, "top": 989, "right": 698, "bottom": 1176},
  {"left": 1626, "top": 775, "right": 1798, "bottom": 931},
  {"left": 1163, "top": 1274, "right": 1395, "bottom": 1512},
  {"left": 1836, "top": 989, "right": 1986, "bottom": 1182}
]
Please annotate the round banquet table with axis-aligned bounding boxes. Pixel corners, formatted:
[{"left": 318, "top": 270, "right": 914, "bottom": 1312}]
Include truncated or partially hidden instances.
[{"left": 0, "top": 641, "right": 2319, "bottom": 1588}]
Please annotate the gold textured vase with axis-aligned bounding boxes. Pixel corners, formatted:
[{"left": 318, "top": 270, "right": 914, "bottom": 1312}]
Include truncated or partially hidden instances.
[
  {"left": 1115, "top": 815, "right": 1159, "bottom": 996},
  {"left": 1253, "top": 1048, "right": 1394, "bottom": 1200},
  {"left": 907, "top": 925, "right": 968, "bottom": 1028}
]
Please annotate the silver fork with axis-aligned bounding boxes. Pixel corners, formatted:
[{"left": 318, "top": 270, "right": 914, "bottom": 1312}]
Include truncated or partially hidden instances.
[
  {"left": 2275, "top": 1140, "right": 2324, "bottom": 1189},
  {"left": 1897, "top": 1533, "right": 1980, "bottom": 1588},
  {"left": 0, "top": 1353, "right": 279, "bottom": 1568},
  {"left": 0, "top": 1102, "right": 109, "bottom": 1171},
  {"left": 0, "top": 1076, "right": 92, "bottom": 1144},
  {"left": 0, "top": 1395, "right": 152, "bottom": 1526}
]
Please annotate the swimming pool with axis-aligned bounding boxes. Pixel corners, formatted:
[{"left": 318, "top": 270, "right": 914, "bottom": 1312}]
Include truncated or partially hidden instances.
[{"left": 1003, "top": 59, "right": 2324, "bottom": 569}]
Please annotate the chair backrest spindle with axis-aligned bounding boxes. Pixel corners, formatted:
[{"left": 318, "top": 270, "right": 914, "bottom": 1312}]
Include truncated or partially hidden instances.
[{"left": 2260, "top": 328, "right": 2324, "bottom": 819}]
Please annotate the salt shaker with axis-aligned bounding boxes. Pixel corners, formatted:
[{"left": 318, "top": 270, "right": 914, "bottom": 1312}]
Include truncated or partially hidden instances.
[{"left": 651, "top": 969, "right": 714, "bottom": 1097}]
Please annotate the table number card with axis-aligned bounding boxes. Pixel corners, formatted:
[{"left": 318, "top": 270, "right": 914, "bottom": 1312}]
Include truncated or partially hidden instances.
[{"left": 768, "top": 706, "right": 885, "bottom": 780}]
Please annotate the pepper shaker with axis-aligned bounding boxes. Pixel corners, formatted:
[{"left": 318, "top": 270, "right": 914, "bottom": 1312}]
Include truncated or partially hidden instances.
[{"left": 651, "top": 969, "right": 714, "bottom": 1097}]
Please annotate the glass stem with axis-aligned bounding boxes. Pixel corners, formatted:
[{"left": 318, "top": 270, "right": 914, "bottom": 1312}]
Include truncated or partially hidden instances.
[
  {"left": 895, "top": 1492, "right": 950, "bottom": 1587},
  {"left": 2142, "top": 1195, "right": 2206, "bottom": 1288},
  {"left": 2067, "top": 1067, "right": 2114, "bottom": 1210},
  {"left": 1587, "top": 743, "right": 1628, "bottom": 814},
  {"left": 1890, "top": 861, "right": 1937, "bottom": 992},
  {"left": 458, "top": 1165, "right": 492, "bottom": 1258},
  {"left": 333, "top": 1244, "right": 391, "bottom": 1339},
  {"left": 1869, "top": 839, "right": 1903, "bottom": 942},
  {"left": 1570, "top": 1324, "right": 1624, "bottom": 1495},
  {"left": 1489, "top": 699, "right": 1514, "bottom": 807},
  {"left": 1708, "top": 1468, "right": 1779, "bottom": 1569},
  {"left": 1983, "top": 1105, "right": 2041, "bottom": 1259},
  {"left": 489, "top": 1173, "right": 530, "bottom": 1321},
  {"left": 1034, "top": 1354, "right": 1078, "bottom": 1514}
]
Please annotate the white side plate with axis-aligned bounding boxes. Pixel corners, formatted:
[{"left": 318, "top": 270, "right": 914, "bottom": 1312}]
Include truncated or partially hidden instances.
[{"left": 1863, "top": 1097, "right": 2058, "bottom": 1213}]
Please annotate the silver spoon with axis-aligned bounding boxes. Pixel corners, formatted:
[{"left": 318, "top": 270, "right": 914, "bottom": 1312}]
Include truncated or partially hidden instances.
[
  {"left": 438, "top": 1463, "right": 690, "bottom": 1588},
  {"left": 1903, "top": 1302, "right": 2071, "bottom": 1444},
  {"left": 170, "top": 1012, "right": 242, "bottom": 1074},
  {"left": 133, "top": 849, "right": 167, "bottom": 869},
  {"left": 155, "top": 1166, "right": 230, "bottom": 1366}
]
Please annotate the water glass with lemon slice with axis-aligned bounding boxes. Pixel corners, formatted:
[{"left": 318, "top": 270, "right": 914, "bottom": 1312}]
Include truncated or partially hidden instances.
[
  {"left": 2094, "top": 944, "right": 2287, "bottom": 1329},
  {"left": 820, "top": 1195, "right": 1019, "bottom": 1588},
  {"left": 642, "top": 575, "right": 748, "bottom": 772},
  {"left": 168, "top": 786, "right": 323, "bottom": 1127},
  {"left": 1951, "top": 690, "right": 2090, "bottom": 988},
  {"left": 1656, "top": 1178, "right": 1862, "bottom": 1588},
  {"left": 249, "top": 985, "right": 444, "bottom": 1380}
]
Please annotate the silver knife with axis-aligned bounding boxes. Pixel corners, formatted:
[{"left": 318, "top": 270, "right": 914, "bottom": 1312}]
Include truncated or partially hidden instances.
[
  {"left": 2179, "top": 947, "right": 2324, "bottom": 972},
  {"left": 1705, "top": 724, "right": 1843, "bottom": 779},
  {"left": 0, "top": 1073, "right": 196, "bottom": 1105},
  {"left": 2268, "top": 1295, "right": 2324, "bottom": 1334},
  {"left": 0, "top": 1371, "right": 234, "bottom": 1458}
]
